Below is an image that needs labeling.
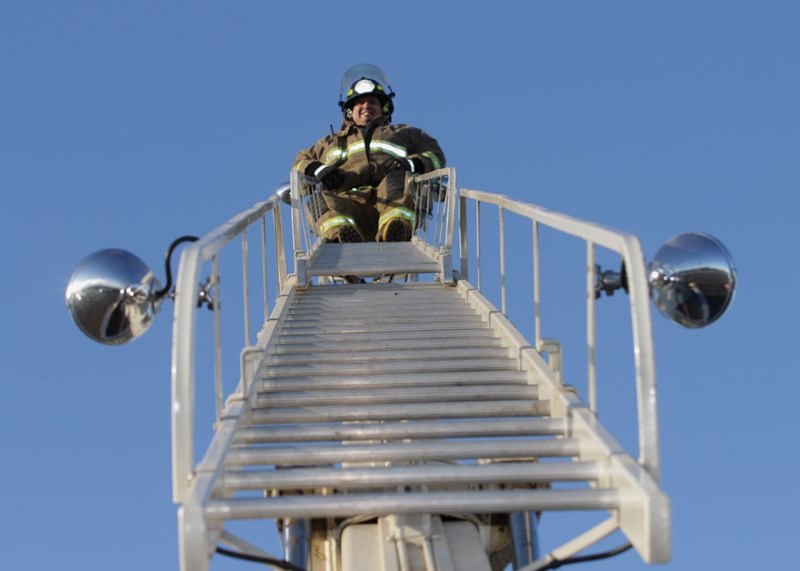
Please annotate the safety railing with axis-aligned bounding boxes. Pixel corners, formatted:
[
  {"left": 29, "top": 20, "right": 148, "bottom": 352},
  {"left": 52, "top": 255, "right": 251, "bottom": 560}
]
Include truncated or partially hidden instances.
[
  {"left": 409, "top": 167, "right": 458, "bottom": 282},
  {"left": 288, "top": 170, "right": 323, "bottom": 265},
  {"left": 411, "top": 167, "right": 458, "bottom": 254},
  {"left": 166, "top": 170, "right": 669, "bottom": 571},
  {"left": 171, "top": 168, "right": 457, "bottom": 504},
  {"left": 170, "top": 195, "right": 287, "bottom": 502},
  {"left": 458, "top": 189, "right": 660, "bottom": 480},
  {"left": 289, "top": 167, "right": 458, "bottom": 282}
]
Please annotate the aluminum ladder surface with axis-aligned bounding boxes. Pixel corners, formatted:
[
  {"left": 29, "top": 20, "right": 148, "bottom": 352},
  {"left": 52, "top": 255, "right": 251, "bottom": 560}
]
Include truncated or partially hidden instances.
[
  {"left": 306, "top": 242, "right": 442, "bottom": 279},
  {"left": 218, "top": 280, "right": 591, "bottom": 523},
  {"left": 183, "top": 246, "right": 668, "bottom": 569},
  {"left": 295, "top": 238, "right": 454, "bottom": 286}
]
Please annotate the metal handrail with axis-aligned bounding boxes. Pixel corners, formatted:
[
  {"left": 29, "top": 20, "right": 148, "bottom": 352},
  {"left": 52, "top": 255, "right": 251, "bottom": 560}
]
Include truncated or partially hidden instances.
[
  {"left": 410, "top": 168, "right": 458, "bottom": 254},
  {"left": 171, "top": 176, "right": 661, "bottom": 503},
  {"left": 170, "top": 195, "right": 287, "bottom": 502},
  {"left": 173, "top": 170, "right": 457, "bottom": 503},
  {"left": 168, "top": 170, "right": 670, "bottom": 569},
  {"left": 458, "top": 188, "right": 660, "bottom": 480}
]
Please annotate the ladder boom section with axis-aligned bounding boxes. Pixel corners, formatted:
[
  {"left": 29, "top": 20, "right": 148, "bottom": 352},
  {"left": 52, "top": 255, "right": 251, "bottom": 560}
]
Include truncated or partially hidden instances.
[{"left": 171, "top": 169, "right": 670, "bottom": 570}]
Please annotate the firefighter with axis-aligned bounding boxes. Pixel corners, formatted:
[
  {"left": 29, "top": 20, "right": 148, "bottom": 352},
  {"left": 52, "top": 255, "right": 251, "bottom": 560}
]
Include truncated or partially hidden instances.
[{"left": 292, "top": 64, "right": 446, "bottom": 242}]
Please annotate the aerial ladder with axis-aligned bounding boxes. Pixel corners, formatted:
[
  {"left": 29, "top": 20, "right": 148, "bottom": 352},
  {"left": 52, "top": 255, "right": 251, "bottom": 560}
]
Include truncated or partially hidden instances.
[{"left": 66, "top": 168, "right": 736, "bottom": 571}]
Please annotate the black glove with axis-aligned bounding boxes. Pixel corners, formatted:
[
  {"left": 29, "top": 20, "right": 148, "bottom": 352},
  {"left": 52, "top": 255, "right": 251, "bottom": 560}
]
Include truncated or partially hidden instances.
[
  {"left": 387, "top": 157, "right": 425, "bottom": 174},
  {"left": 305, "top": 162, "right": 345, "bottom": 190},
  {"left": 430, "top": 180, "right": 447, "bottom": 202}
]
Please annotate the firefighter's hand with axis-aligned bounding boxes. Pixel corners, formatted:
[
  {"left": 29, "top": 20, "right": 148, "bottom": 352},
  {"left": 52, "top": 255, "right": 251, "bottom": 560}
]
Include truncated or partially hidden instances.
[
  {"left": 320, "top": 168, "right": 344, "bottom": 190},
  {"left": 387, "top": 157, "right": 425, "bottom": 174},
  {"left": 306, "top": 162, "right": 345, "bottom": 190}
]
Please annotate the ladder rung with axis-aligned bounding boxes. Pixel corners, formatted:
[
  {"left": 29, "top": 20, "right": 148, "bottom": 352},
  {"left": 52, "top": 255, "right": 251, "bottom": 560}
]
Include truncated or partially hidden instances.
[
  {"left": 262, "top": 358, "right": 520, "bottom": 377},
  {"left": 235, "top": 418, "right": 566, "bottom": 444},
  {"left": 278, "top": 318, "right": 485, "bottom": 335},
  {"left": 285, "top": 305, "right": 473, "bottom": 319},
  {"left": 217, "top": 461, "right": 602, "bottom": 492},
  {"left": 248, "top": 401, "right": 549, "bottom": 424},
  {"left": 286, "top": 304, "right": 469, "bottom": 318},
  {"left": 293, "top": 281, "right": 445, "bottom": 294},
  {"left": 269, "top": 336, "right": 504, "bottom": 354},
  {"left": 206, "top": 489, "right": 621, "bottom": 520},
  {"left": 282, "top": 314, "right": 485, "bottom": 328},
  {"left": 259, "top": 370, "right": 528, "bottom": 390},
  {"left": 225, "top": 438, "right": 577, "bottom": 468},
  {"left": 255, "top": 385, "right": 537, "bottom": 408},
  {"left": 276, "top": 328, "right": 497, "bottom": 342},
  {"left": 287, "top": 283, "right": 457, "bottom": 298},
  {"left": 265, "top": 346, "right": 511, "bottom": 366}
]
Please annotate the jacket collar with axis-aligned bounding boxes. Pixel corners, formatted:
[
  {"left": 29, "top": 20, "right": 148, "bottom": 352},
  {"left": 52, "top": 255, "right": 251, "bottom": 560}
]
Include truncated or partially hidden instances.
[{"left": 338, "top": 115, "right": 390, "bottom": 136}]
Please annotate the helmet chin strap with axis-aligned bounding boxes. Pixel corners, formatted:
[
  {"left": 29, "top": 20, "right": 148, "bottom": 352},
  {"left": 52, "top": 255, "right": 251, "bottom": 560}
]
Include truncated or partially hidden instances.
[{"left": 344, "top": 108, "right": 390, "bottom": 126}]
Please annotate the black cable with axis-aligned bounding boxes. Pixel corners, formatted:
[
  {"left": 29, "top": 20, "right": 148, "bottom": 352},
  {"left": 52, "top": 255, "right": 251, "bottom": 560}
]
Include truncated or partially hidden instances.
[
  {"left": 539, "top": 542, "right": 633, "bottom": 569},
  {"left": 153, "top": 235, "right": 199, "bottom": 299},
  {"left": 215, "top": 546, "right": 307, "bottom": 571},
  {"left": 216, "top": 534, "right": 629, "bottom": 570}
]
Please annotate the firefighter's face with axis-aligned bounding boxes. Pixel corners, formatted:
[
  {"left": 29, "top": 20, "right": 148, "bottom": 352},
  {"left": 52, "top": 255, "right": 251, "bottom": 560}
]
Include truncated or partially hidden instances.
[{"left": 350, "top": 95, "right": 382, "bottom": 126}]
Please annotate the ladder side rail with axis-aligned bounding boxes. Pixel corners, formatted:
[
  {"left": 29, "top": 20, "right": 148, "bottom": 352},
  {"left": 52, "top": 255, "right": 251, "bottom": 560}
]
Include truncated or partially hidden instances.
[
  {"left": 271, "top": 202, "right": 288, "bottom": 291},
  {"left": 171, "top": 195, "right": 287, "bottom": 503},
  {"left": 586, "top": 241, "right": 597, "bottom": 412},
  {"left": 459, "top": 188, "right": 660, "bottom": 480},
  {"left": 211, "top": 255, "right": 223, "bottom": 421},
  {"left": 458, "top": 183, "right": 469, "bottom": 279},
  {"left": 456, "top": 244, "right": 669, "bottom": 562},
  {"left": 533, "top": 219, "right": 541, "bottom": 348},
  {"left": 409, "top": 168, "right": 457, "bottom": 281},
  {"left": 292, "top": 168, "right": 457, "bottom": 252},
  {"left": 292, "top": 170, "right": 363, "bottom": 285},
  {"left": 241, "top": 231, "right": 251, "bottom": 346},
  {"left": 260, "top": 216, "right": 269, "bottom": 324},
  {"left": 499, "top": 206, "right": 507, "bottom": 314},
  {"left": 289, "top": 169, "right": 307, "bottom": 258},
  {"left": 290, "top": 171, "right": 325, "bottom": 251},
  {"left": 444, "top": 168, "right": 458, "bottom": 252},
  {"left": 410, "top": 167, "right": 458, "bottom": 253},
  {"left": 290, "top": 167, "right": 458, "bottom": 282}
]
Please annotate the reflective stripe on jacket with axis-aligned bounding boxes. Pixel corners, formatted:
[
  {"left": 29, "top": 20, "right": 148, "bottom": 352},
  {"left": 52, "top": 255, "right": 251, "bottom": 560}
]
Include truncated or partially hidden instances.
[{"left": 292, "top": 117, "right": 445, "bottom": 190}]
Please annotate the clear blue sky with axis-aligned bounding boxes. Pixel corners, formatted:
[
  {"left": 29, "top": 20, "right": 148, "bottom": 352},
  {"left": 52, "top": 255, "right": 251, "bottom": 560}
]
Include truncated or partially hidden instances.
[{"left": 2, "top": 1, "right": 798, "bottom": 570}]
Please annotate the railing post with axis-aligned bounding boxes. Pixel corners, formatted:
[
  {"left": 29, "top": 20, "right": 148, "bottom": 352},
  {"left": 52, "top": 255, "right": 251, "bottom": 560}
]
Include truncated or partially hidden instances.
[
  {"left": 290, "top": 170, "right": 304, "bottom": 258},
  {"left": 499, "top": 206, "right": 507, "bottom": 315},
  {"left": 621, "top": 236, "right": 661, "bottom": 480},
  {"left": 261, "top": 215, "right": 269, "bottom": 324},
  {"left": 586, "top": 242, "right": 597, "bottom": 414},
  {"left": 459, "top": 193, "right": 468, "bottom": 280},
  {"left": 533, "top": 220, "right": 541, "bottom": 347},
  {"left": 273, "top": 206, "right": 287, "bottom": 291},
  {"left": 242, "top": 232, "right": 251, "bottom": 347},
  {"left": 445, "top": 168, "right": 458, "bottom": 252},
  {"left": 212, "top": 255, "right": 223, "bottom": 423},
  {"left": 171, "top": 247, "right": 200, "bottom": 503},
  {"left": 476, "top": 202, "right": 482, "bottom": 291}
]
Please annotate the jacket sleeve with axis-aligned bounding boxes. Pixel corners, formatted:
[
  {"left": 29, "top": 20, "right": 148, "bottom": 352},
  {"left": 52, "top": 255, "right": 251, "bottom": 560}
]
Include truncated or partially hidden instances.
[
  {"left": 406, "top": 127, "right": 446, "bottom": 173},
  {"left": 292, "top": 136, "right": 331, "bottom": 176}
]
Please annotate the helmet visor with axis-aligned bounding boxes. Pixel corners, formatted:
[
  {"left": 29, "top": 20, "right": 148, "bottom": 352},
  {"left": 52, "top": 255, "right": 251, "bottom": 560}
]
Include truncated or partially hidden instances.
[{"left": 339, "top": 64, "right": 394, "bottom": 107}]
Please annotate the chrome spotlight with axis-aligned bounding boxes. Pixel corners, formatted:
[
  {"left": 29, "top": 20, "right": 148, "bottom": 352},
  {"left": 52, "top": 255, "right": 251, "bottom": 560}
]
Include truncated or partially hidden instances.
[
  {"left": 66, "top": 249, "right": 163, "bottom": 345},
  {"left": 648, "top": 233, "right": 737, "bottom": 328},
  {"left": 596, "top": 232, "right": 737, "bottom": 329},
  {"left": 276, "top": 181, "right": 292, "bottom": 205},
  {"left": 66, "top": 236, "right": 202, "bottom": 345}
]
